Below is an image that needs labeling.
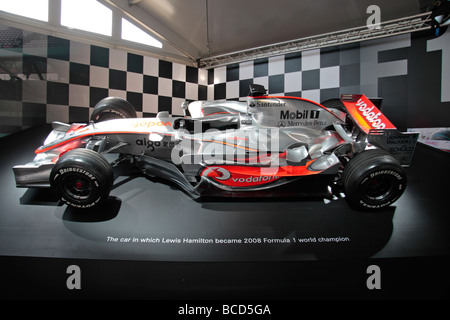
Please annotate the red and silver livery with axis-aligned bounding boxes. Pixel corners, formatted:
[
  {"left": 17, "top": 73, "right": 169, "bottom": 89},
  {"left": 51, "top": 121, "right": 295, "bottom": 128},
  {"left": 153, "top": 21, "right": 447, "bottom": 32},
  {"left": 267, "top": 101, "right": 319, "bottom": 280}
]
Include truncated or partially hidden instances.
[{"left": 13, "top": 85, "right": 418, "bottom": 210}]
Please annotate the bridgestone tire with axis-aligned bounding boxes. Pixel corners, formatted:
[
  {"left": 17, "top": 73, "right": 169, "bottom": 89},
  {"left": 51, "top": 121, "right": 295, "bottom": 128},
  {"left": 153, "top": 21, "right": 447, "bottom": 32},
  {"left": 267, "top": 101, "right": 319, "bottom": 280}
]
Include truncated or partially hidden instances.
[
  {"left": 90, "top": 97, "right": 136, "bottom": 123},
  {"left": 342, "top": 149, "right": 407, "bottom": 210},
  {"left": 50, "top": 149, "right": 114, "bottom": 209}
]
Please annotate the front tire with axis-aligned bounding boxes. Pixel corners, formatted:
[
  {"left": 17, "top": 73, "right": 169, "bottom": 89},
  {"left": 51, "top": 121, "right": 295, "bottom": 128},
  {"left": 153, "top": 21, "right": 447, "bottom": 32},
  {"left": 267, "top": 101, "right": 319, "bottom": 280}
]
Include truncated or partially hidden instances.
[
  {"left": 50, "top": 149, "right": 114, "bottom": 209},
  {"left": 342, "top": 149, "right": 407, "bottom": 210}
]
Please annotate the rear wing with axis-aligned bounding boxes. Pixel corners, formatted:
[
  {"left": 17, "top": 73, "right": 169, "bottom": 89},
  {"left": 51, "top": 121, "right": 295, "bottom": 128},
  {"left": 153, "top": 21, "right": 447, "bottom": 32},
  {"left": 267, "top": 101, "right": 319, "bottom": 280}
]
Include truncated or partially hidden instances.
[
  {"left": 340, "top": 94, "right": 396, "bottom": 133},
  {"left": 341, "top": 94, "right": 419, "bottom": 167}
]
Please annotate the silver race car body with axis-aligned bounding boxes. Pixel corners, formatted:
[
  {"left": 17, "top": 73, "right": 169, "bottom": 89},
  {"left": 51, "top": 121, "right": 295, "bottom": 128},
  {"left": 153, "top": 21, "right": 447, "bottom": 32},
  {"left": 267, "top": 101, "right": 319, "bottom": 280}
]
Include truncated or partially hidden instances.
[{"left": 13, "top": 85, "right": 418, "bottom": 210}]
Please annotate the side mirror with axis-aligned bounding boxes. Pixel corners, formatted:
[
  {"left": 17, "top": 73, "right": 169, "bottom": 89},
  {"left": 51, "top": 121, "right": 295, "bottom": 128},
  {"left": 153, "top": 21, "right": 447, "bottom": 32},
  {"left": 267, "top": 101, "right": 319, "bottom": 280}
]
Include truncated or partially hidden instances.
[
  {"left": 180, "top": 101, "right": 189, "bottom": 116},
  {"left": 248, "top": 84, "right": 267, "bottom": 97}
]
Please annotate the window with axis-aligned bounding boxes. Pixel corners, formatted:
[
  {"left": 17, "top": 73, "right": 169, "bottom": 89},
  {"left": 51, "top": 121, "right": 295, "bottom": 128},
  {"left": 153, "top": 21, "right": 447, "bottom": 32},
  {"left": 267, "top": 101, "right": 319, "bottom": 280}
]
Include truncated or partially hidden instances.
[
  {"left": 61, "top": 0, "right": 112, "bottom": 36},
  {"left": 0, "top": 0, "right": 49, "bottom": 22},
  {"left": 0, "top": 0, "right": 163, "bottom": 51},
  {"left": 121, "top": 18, "right": 162, "bottom": 48}
]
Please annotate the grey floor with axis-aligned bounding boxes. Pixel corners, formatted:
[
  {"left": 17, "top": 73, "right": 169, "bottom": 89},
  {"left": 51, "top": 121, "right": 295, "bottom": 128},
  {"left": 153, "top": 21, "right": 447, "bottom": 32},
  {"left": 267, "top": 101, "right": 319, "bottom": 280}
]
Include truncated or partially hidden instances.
[{"left": 1, "top": 125, "right": 449, "bottom": 299}]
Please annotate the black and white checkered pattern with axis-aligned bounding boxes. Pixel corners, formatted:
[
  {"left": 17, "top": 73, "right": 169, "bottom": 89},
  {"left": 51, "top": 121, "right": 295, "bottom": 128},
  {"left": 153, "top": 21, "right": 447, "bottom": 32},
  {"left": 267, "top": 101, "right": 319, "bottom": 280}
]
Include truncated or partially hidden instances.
[
  {"left": 2, "top": 23, "right": 449, "bottom": 135},
  {"left": 44, "top": 39, "right": 209, "bottom": 123},
  {"left": 206, "top": 46, "right": 361, "bottom": 104},
  {"left": 0, "top": 25, "right": 208, "bottom": 133}
]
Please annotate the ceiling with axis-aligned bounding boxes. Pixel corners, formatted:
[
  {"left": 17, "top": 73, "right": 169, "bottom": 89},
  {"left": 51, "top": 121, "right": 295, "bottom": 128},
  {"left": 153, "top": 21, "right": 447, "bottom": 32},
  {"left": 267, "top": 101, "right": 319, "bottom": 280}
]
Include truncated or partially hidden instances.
[{"left": 107, "top": 0, "right": 424, "bottom": 65}]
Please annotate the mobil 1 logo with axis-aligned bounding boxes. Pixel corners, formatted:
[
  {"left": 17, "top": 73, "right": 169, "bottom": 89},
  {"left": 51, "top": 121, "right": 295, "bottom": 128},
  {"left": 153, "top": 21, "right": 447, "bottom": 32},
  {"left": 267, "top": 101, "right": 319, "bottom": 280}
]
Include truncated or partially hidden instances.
[
  {"left": 279, "top": 109, "right": 323, "bottom": 127},
  {"left": 280, "top": 109, "right": 321, "bottom": 120}
]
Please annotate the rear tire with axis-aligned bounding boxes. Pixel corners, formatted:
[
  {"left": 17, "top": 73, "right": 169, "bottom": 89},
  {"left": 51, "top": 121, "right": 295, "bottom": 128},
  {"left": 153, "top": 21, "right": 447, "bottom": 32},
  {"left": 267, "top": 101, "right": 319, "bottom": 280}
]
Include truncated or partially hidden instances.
[
  {"left": 90, "top": 97, "right": 136, "bottom": 123},
  {"left": 321, "top": 98, "right": 354, "bottom": 129},
  {"left": 50, "top": 149, "right": 114, "bottom": 209},
  {"left": 342, "top": 149, "right": 407, "bottom": 210},
  {"left": 321, "top": 98, "right": 345, "bottom": 111}
]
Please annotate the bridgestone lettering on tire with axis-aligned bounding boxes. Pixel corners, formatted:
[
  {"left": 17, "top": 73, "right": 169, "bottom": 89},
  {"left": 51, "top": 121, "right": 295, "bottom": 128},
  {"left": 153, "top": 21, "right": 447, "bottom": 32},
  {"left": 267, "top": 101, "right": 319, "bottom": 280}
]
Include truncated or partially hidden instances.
[
  {"left": 50, "top": 149, "right": 114, "bottom": 209},
  {"left": 342, "top": 149, "right": 407, "bottom": 210},
  {"left": 90, "top": 97, "right": 137, "bottom": 123}
]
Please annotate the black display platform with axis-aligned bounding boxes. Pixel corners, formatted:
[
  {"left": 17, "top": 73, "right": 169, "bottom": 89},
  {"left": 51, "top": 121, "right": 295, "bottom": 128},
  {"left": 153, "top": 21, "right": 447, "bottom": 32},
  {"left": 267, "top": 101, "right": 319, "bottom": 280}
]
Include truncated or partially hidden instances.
[{"left": 0, "top": 125, "right": 449, "bottom": 300}]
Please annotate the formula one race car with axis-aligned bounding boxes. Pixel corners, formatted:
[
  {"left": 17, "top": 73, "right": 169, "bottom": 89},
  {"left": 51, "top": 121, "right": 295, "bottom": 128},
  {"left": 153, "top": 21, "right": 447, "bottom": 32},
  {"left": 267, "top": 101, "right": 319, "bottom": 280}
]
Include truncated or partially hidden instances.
[{"left": 13, "top": 84, "right": 418, "bottom": 210}]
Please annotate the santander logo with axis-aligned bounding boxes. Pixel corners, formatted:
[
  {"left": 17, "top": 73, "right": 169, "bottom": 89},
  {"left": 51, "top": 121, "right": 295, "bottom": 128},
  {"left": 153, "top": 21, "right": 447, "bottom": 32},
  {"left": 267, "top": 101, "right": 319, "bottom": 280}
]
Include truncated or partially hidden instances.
[{"left": 355, "top": 98, "right": 386, "bottom": 129}]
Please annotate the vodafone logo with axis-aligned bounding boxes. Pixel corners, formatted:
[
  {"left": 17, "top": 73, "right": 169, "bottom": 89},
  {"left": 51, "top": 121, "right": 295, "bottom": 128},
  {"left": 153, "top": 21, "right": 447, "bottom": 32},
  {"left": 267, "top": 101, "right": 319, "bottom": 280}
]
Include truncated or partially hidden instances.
[
  {"left": 355, "top": 98, "right": 386, "bottom": 129},
  {"left": 231, "top": 175, "right": 279, "bottom": 183},
  {"left": 201, "top": 166, "right": 280, "bottom": 187},
  {"left": 131, "top": 120, "right": 172, "bottom": 128},
  {"left": 201, "top": 167, "right": 231, "bottom": 181}
]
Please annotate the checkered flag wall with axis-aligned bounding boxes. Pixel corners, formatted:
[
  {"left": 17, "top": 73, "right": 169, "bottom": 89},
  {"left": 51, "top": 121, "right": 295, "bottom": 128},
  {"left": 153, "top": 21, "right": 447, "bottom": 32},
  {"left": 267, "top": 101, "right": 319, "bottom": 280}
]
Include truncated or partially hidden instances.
[
  {"left": 0, "top": 25, "right": 208, "bottom": 134},
  {"left": 1, "top": 23, "right": 450, "bottom": 135},
  {"left": 206, "top": 47, "right": 360, "bottom": 104}
]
